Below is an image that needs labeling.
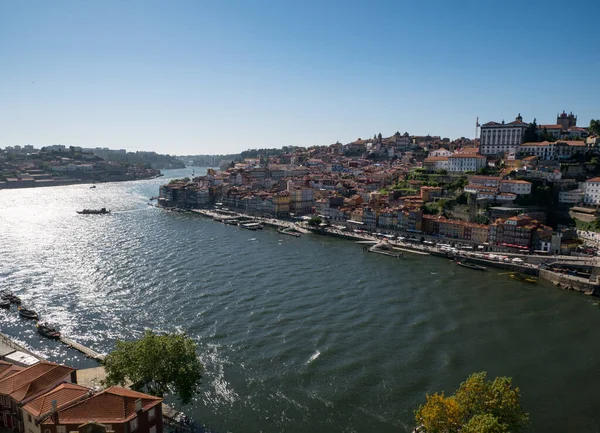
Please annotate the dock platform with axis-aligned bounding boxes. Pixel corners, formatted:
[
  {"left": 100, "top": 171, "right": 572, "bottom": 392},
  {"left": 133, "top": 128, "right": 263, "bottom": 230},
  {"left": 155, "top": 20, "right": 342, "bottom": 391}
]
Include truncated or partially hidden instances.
[{"left": 59, "top": 337, "right": 106, "bottom": 362}]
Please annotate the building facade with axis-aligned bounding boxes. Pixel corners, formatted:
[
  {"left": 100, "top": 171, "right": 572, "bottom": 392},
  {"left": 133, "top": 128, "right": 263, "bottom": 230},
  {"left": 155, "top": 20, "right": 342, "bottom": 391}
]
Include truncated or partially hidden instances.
[{"left": 479, "top": 114, "right": 529, "bottom": 156}]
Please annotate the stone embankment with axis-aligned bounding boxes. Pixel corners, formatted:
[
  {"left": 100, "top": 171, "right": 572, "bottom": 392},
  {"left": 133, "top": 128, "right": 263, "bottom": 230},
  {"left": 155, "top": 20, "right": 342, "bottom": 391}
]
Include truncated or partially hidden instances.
[{"left": 176, "top": 207, "right": 600, "bottom": 296}]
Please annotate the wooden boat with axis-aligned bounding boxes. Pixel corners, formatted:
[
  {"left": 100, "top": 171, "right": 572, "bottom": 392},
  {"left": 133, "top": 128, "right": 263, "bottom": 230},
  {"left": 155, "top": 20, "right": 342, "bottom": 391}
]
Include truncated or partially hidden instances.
[
  {"left": 241, "top": 222, "right": 263, "bottom": 230},
  {"left": 36, "top": 323, "right": 61, "bottom": 339},
  {"left": 76, "top": 207, "right": 110, "bottom": 215},
  {"left": 0, "top": 299, "right": 10, "bottom": 309},
  {"left": 278, "top": 227, "right": 301, "bottom": 237},
  {"left": 0, "top": 291, "right": 21, "bottom": 304},
  {"left": 18, "top": 306, "right": 39, "bottom": 320},
  {"left": 510, "top": 273, "right": 537, "bottom": 284},
  {"left": 455, "top": 260, "right": 486, "bottom": 271}
]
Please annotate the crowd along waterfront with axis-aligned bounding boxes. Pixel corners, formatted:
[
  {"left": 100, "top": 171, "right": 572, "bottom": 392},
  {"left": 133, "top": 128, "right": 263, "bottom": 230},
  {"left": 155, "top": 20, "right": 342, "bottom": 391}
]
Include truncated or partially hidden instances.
[{"left": 1, "top": 167, "right": 600, "bottom": 432}]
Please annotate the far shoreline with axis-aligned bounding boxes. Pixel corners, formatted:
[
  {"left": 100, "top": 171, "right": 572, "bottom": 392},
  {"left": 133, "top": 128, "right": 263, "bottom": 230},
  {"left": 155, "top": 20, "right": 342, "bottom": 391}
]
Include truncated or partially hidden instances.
[{"left": 0, "top": 173, "right": 164, "bottom": 191}]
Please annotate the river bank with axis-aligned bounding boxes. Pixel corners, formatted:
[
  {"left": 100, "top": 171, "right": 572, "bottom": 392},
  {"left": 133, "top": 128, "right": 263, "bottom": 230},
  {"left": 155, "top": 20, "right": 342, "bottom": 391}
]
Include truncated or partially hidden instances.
[
  {"left": 0, "top": 174, "right": 163, "bottom": 190},
  {"left": 180, "top": 206, "right": 600, "bottom": 295}
]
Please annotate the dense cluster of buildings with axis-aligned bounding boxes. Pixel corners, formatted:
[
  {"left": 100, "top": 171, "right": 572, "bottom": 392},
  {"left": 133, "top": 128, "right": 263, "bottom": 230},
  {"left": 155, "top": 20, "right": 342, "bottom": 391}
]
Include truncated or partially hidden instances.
[
  {"left": 0, "top": 358, "right": 163, "bottom": 433},
  {"left": 0, "top": 146, "right": 161, "bottom": 188},
  {"left": 165, "top": 111, "right": 596, "bottom": 253}
]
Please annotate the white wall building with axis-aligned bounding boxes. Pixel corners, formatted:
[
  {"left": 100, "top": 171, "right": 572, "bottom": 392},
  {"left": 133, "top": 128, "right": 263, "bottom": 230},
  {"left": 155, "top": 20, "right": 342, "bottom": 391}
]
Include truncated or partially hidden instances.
[
  {"left": 584, "top": 178, "right": 600, "bottom": 206},
  {"left": 422, "top": 156, "right": 449, "bottom": 172},
  {"left": 499, "top": 180, "right": 532, "bottom": 195},
  {"left": 520, "top": 141, "right": 555, "bottom": 159},
  {"left": 479, "top": 114, "right": 529, "bottom": 156},
  {"left": 447, "top": 154, "right": 487, "bottom": 173},
  {"left": 559, "top": 188, "right": 585, "bottom": 204},
  {"left": 430, "top": 148, "right": 452, "bottom": 157}
]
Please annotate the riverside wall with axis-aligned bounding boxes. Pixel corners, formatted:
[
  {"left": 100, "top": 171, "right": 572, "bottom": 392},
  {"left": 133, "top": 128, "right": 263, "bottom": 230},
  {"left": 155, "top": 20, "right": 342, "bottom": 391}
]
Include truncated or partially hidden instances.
[{"left": 179, "top": 207, "right": 600, "bottom": 296}]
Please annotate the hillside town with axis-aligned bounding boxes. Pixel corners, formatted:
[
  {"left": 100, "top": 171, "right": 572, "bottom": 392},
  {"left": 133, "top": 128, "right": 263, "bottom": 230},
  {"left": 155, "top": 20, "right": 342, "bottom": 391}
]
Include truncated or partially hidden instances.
[
  {"left": 0, "top": 145, "right": 182, "bottom": 188},
  {"left": 159, "top": 112, "right": 600, "bottom": 256}
]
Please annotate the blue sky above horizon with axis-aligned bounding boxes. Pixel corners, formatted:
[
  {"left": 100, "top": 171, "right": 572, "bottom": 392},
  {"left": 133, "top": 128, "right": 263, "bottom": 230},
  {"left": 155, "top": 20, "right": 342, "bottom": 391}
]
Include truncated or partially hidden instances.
[{"left": 1, "top": 0, "right": 599, "bottom": 155}]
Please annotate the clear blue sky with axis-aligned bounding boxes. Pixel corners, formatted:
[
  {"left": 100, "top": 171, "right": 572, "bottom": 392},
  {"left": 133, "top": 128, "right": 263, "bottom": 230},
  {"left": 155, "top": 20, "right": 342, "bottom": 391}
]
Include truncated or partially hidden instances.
[{"left": 1, "top": 0, "right": 598, "bottom": 155}]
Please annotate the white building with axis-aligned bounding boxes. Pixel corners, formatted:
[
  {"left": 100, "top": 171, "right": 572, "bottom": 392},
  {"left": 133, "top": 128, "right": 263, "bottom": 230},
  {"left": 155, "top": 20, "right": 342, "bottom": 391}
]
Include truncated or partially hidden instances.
[
  {"left": 479, "top": 114, "right": 529, "bottom": 156},
  {"left": 447, "top": 154, "right": 487, "bottom": 173},
  {"left": 584, "top": 178, "right": 600, "bottom": 206},
  {"left": 559, "top": 188, "right": 585, "bottom": 204},
  {"left": 499, "top": 180, "right": 532, "bottom": 195},
  {"left": 520, "top": 141, "right": 555, "bottom": 159},
  {"left": 430, "top": 148, "right": 452, "bottom": 157},
  {"left": 422, "top": 156, "right": 449, "bottom": 172}
]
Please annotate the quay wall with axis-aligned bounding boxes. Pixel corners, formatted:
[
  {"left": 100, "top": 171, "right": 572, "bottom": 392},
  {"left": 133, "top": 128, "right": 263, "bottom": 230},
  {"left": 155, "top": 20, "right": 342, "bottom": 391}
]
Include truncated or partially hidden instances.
[
  {"left": 177, "top": 207, "right": 600, "bottom": 296},
  {"left": 539, "top": 269, "right": 598, "bottom": 295}
]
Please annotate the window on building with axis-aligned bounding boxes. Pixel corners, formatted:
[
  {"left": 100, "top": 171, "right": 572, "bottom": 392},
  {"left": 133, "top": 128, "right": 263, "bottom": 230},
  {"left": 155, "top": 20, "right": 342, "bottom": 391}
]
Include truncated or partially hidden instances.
[
  {"left": 130, "top": 417, "right": 139, "bottom": 431},
  {"left": 150, "top": 426, "right": 156, "bottom": 433},
  {"left": 28, "top": 414, "right": 32, "bottom": 423},
  {"left": 57, "top": 426, "right": 67, "bottom": 433}
]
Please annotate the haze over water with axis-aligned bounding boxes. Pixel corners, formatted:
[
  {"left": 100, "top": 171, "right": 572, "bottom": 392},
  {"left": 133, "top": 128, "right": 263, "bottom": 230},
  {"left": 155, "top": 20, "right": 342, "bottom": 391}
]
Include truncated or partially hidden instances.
[{"left": 1, "top": 167, "right": 600, "bottom": 432}]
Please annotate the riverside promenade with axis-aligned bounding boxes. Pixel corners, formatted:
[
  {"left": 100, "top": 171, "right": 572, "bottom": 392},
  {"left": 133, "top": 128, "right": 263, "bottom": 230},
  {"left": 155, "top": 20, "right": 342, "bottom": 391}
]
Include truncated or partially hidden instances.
[{"left": 183, "top": 207, "right": 600, "bottom": 295}]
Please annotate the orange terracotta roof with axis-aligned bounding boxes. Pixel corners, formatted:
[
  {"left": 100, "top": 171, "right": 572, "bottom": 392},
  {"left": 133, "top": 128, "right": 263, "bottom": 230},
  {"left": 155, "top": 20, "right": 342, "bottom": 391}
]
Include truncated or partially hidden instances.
[
  {"left": 44, "top": 386, "right": 162, "bottom": 425},
  {"left": 470, "top": 175, "right": 502, "bottom": 180},
  {"left": 22, "top": 383, "right": 91, "bottom": 419},
  {"left": 449, "top": 154, "right": 485, "bottom": 159},
  {"left": 0, "top": 360, "right": 13, "bottom": 376},
  {"left": 0, "top": 364, "right": 24, "bottom": 380},
  {"left": 586, "top": 177, "right": 600, "bottom": 183},
  {"left": 0, "top": 361, "right": 75, "bottom": 403},
  {"left": 501, "top": 180, "right": 531, "bottom": 184},
  {"left": 521, "top": 141, "right": 553, "bottom": 146}
]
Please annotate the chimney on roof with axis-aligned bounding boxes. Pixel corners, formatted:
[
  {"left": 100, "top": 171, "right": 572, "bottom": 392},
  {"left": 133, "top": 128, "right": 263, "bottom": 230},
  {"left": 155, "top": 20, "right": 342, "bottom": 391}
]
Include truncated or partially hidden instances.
[
  {"left": 135, "top": 399, "right": 142, "bottom": 412},
  {"left": 51, "top": 399, "right": 59, "bottom": 425}
]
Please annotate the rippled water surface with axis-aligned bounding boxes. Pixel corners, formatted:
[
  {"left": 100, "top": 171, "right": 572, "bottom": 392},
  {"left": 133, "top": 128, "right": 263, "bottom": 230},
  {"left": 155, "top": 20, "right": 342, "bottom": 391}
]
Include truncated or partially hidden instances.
[{"left": 1, "top": 167, "right": 600, "bottom": 433}]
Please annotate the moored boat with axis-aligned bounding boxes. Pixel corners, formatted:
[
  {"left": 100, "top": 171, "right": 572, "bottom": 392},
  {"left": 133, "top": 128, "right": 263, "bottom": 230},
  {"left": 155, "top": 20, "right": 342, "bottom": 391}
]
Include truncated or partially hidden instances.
[
  {"left": 37, "top": 323, "right": 61, "bottom": 339},
  {"left": 455, "top": 260, "right": 486, "bottom": 271},
  {"left": 0, "top": 299, "right": 10, "bottom": 309},
  {"left": 241, "top": 222, "right": 263, "bottom": 230},
  {"left": 278, "top": 227, "right": 301, "bottom": 237},
  {"left": 510, "top": 273, "right": 537, "bottom": 284},
  {"left": 76, "top": 207, "right": 110, "bottom": 215},
  {"left": 18, "top": 306, "right": 39, "bottom": 320},
  {"left": 0, "top": 291, "right": 21, "bottom": 304}
]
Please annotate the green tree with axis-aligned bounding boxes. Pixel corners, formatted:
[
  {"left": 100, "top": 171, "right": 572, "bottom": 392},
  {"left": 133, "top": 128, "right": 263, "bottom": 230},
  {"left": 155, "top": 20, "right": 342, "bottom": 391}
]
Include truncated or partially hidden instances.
[
  {"left": 415, "top": 372, "right": 529, "bottom": 433},
  {"left": 522, "top": 119, "right": 538, "bottom": 143},
  {"left": 104, "top": 330, "right": 204, "bottom": 405},
  {"left": 589, "top": 119, "right": 600, "bottom": 136},
  {"left": 307, "top": 216, "right": 323, "bottom": 226}
]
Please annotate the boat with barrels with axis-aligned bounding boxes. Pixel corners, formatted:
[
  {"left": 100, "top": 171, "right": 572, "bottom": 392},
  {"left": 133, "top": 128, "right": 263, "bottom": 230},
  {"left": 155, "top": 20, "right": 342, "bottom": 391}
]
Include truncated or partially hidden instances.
[
  {"left": 18, "top": 306, "right": 39, "bottom": 320},
  {"left": 76, "top": 207, "right": 110, "bottom": 215},
  {"left": 510, "top": 272, "right": 537, "bottom": 284},
  {"left": 0, "top": 290, "right": 21, "bottom": 304},
  {"left": 36, "top": 323, "right": 61, "bottom": 339}
]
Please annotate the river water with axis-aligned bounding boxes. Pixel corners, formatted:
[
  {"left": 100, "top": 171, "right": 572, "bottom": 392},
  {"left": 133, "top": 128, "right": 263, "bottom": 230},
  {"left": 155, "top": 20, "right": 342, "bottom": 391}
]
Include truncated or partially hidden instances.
[{"left": 1, "top": 167, "right": 600, "bottom": 433}]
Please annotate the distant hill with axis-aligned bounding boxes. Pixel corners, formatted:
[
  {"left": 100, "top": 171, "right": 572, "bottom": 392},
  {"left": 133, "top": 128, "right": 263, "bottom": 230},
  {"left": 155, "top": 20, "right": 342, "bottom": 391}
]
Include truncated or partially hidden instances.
[
  {"left": 178, "top": 146, "right": 304, "bottom": 167},
  {"left": 89, "top": 149, "right": 185, "bottom": 169}
]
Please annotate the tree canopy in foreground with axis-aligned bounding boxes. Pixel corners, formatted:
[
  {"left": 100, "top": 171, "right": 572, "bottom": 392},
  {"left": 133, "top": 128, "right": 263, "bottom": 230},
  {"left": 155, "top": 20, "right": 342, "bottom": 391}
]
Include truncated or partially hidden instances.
[
  {"left": 104, "top": 330, "right": 203, "bottom": 405},
  {"left": 414, "top": 372, "right": 529, "bottom": 433}
]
